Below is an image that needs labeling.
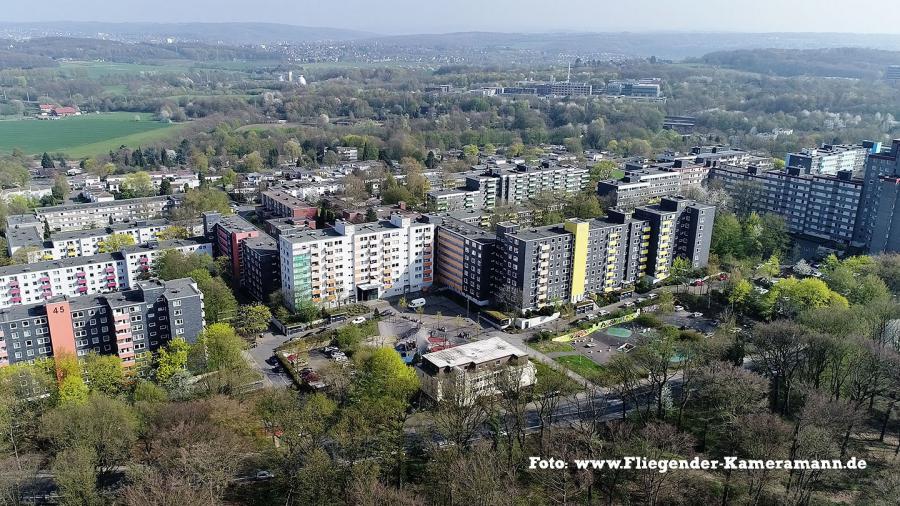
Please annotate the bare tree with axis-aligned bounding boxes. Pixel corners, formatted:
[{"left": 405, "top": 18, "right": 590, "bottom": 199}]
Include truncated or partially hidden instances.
[
  {"left": 433, "top": 377, "right": 490, "bottom": 448},
  {"left": 749, "top": 320, "right": 808, "bottom": 414}
]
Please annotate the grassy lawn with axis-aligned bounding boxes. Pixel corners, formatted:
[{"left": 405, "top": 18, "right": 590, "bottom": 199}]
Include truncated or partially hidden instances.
[
  {"left": 554, "top": 355, "right": 609, "bottom": 382},
  {"left": 0, "top": 113, "right": 187, "bottom": 157},
  {"left": 611, "top": 169, "right": 626, "bottom": 180},
  {"left": 532, "top": 340, "right": 576, "bottom": 354}
]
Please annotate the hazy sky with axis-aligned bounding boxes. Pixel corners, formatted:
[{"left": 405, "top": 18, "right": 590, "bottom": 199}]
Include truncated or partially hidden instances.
[{"left": 8, "top": 0, "right": 900, "bottom": 35}]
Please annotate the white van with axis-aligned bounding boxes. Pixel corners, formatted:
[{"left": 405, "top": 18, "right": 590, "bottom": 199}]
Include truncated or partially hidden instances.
[{"left": 408, "top": 298, "right": 426, "bottom": 309}]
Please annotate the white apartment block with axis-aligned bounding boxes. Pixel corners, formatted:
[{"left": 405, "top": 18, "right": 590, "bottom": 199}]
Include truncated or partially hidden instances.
[
  {"left": 34, "top": 196, "right": 176, "bottom": 232},
  {"left": 280, "top": 214, "right": 434, "bottom": 311},
  {"left": 0, "top": 240, "right": 211, "bottom": 309},
  {"left": 6, "top": 219, "right": 186, "bottom": 262}
]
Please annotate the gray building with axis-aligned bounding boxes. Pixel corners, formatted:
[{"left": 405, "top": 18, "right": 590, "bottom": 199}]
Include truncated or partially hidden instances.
[
  {"left": 869, "top": 176, "right": 900, "bottom": 253},
  {"left": 0, "top": 278, "right": 204, "bottom": 370},
  {"left": 427, "top": 163, "right": 588, "bottom": 212},
  {"left": 710, "top": 165, "right": 863, "bottom": 246},
  {"left": 427, "top": 215, "right": 498, "bottom": 306},
  {"left": 597, "top": 167, "right": 683, "bottom": 209},
  {"left": 785, "top": 142, "right": 876, "bottom": 176},
  {"left": 854, "top": 140, "right": 900, "bottom": 249},
  {"left": 633, "top": 197, "right": 715, "bottom": 280},
  {"left": 241, "top": 235, "right": 281, "bottom": 303}
]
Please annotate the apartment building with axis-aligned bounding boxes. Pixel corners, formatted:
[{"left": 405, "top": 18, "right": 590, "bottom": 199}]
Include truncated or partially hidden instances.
[
  {"left": 0, "top": 278, "right": 204, "bottom": 369},
  {"left": 31, "top": 195, "right": 177, "bottom": 232},
  {"left": 426, "top": 215, "right": 497, "bottom": 306},
  {"left": 0, "top": 239, "right": 211, "bottom": 309},
  {"left": 869, "top": 176, "right": 900, "bottom": 253},
  {"left": 495, "top": 223, "right": 574, "bottom": 311},
  {"left": 259, "top": 190, "right": 318, "bottom": 219},
  {"left": 5, "top": 218, "right": 191, "bottom": 262},
  {"left": 710, "top": 165, "right": 863, "bottom": 245},
  {"left": 854, "top": 140, "right": 900, "bottom": 249},
  {"left": 203, "top": 212, "right": 260, "bottom": 283},
  {"left": 280, "top": 214, "right": 434, "bottom": 311},
  {"left": 785, "top": 142, "right": 877, "bottom": 176},
  {"left": 427, "top": 163, "right": 588, "bottom": 212},
  {"left": 428, "top": 197, "right": 711, "bottom": 312},
  {"left": 241, "top": 235, "right": 280, "bottom": 302},
  {"left": 416, "top": 337, "right": 536, "bottom": 403},
  {"left": 597, "top": 167, "right": 683, "bottom": 209},
  {"left": 633, "top": 198, "right": 715, "bottom": 280}
]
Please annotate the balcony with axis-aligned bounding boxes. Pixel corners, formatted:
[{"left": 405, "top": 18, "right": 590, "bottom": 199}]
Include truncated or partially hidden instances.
[
  {"left": 106, "top": 281, "right": 118, "bottom": 288},
  {"left": 105, "top": 267, "right": 115, "bottom": 273},
  {"left": 8, "top": 280, "right": 18, "bottom": 287},
  {"left": 10, "top": 297, "right": 21, "bottom": 304},
  {"left": 39, "top": 276, "right": 50, "bottom": 283},
  {"left": 77, "top": 286, "right": 88, "bottom": 293}
]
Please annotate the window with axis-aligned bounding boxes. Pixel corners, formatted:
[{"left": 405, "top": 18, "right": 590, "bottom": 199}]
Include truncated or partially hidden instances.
[{"left": 172, "top": 300, "right": 181, "bottom": 307}]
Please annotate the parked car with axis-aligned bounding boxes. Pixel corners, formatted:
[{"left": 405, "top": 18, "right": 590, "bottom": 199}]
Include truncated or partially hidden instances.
[
  {"left": 408, "top": 298, "right": 427, "bottom": 309},
  {"left": 256, "top": 471, "right": 275, "bottom": 480},
  {"left": 351, "top": 316, "right": 366, "bottom": 325},
  {"left": 598, "top": 309, "right": 610, "bottom": 316},
  {"left": 690, "top": 312, "right": 704, "bottom": 318},
  {"left": 674, "top": 305, "right": 685, "bottom": 312},
  {"left": 646, "top": 293, "right": 658, "bottom": 300},
  {"left": 623, "top": 301, "right": 635, "bottom": 308},
  {"left": 691, "top": 279, "right": 705, "bottom": 287},
  {"left": 265, "top": 356, "right": 278, "bottom": 366},
  {"left": 584, "top": 342, "right": 597, "bottom": 348}
]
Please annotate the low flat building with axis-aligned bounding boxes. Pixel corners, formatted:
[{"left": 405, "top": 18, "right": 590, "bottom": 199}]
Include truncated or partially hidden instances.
[{"left": 416, "top": 337, "right": 536, "bottom": 403}]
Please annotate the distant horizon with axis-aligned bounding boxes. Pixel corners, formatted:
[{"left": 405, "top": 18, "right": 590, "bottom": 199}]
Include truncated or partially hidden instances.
[
  {"left": 5, "top": 20, "right": 900, "bottom": 39},
  {"left": 4, "top": 0, "right": 900, "bottom": 36}
]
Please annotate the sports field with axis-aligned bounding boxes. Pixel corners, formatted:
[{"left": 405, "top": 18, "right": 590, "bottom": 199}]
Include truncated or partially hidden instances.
[{"left": 0, "top": 113, "right": 187, "bottom": 157}]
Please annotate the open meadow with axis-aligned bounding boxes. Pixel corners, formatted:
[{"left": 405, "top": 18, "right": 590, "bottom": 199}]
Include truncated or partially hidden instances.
[{"left": 0, "top": 112, "right": 187, "bottom": 157}]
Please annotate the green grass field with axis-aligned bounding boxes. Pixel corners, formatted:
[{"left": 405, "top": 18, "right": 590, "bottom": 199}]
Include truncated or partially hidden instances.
[
  {"left": 532, "top": 340, "right": 576, "bottom": 354},
  {"left": 0, "top": 113, "right": 187, "bottom": 157},
  {"left": 554, "top": 355, "right": 608, "bottom": 382}
]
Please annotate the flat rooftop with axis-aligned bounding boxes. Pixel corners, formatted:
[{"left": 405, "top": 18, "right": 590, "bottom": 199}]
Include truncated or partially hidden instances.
[{"left": 422, "top": 337, "right": 528, "bottom": 369}]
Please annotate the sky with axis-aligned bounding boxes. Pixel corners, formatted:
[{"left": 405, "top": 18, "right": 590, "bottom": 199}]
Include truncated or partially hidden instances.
[{"left": 7, "top": 0, "right": 900, "bottom": 35}]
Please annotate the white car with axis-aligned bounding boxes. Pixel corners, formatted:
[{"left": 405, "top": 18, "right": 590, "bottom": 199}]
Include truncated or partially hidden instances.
[
  {"left": 351, "top": 316, "right": 366, "bottom": 324},
  {"left": 674, "top": 305, "right": 685, "bottom": 312},
  {"left": 690, "top": 312, "right": 704, "bottom": 318},
  {"left": 584, "top": 342, "right": 597, "bottom": 348},
  {"left": 408, "top": 298, "right": 426, "bottom": 309},
  {"left": 256, "top": 471, "right": 275, "bottom": 480}
]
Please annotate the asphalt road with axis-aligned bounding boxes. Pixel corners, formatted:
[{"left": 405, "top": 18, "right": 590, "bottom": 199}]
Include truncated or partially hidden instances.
[{"left": 244, "top": 332, "right": 294, "bottom": 388}]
